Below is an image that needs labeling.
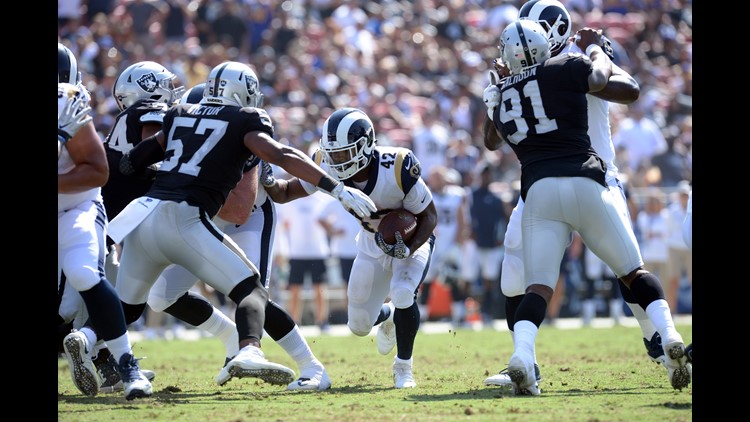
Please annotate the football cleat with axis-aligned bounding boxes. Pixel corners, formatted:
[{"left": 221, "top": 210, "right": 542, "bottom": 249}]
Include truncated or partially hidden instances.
[
  {"left": 663, "top": 341, "right": 692, "bottom": 390},
  {"left": 221, "top": 346, "right": 295, "bottom": 386},
  {"left": 644, "top": 332, "right": 666, "bottom": 365},
  {"left": 215, "top": 357, "right": 234, "bottom": 386},
  {"left": 685, "top": 343, "right": 692, "bottom": 364},
  {"left": 507, "top": 350, "right": 539, "bottom": 394},
  {"left": 63, "top": 330, "right": 100, "bottom": 396},
  {"left": 287, "top": 368, "right": 332, "bottom": 391},
  {"left": 485, "top": 363, "right": 542, "bottom": 395},
  {"left": 393, "top": 358, "right": 416, "bottom": 389},
  {"left": 117, "top": 353, "right": 153, "bottom": 400},
  {"left": 377, "top": 302, "right": 397, "bottom": 355},
  {"left": 98, "top": 354, "right": 155, "bottom": 393}
]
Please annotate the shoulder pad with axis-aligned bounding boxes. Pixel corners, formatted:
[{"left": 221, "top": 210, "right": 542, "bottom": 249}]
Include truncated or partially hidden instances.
[
  {"left": 241, "top": 107, "right": 274, "bottom": 137},
  {"left": 312, "top": 149, "right": 325, "bottom": 166},
  {"left": 395, "top": 149, "right": 422, "bottom": 195}
]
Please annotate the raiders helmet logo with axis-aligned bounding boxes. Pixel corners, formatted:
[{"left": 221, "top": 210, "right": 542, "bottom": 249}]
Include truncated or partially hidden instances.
[
  {"left": 245, "top": 74, "right": 258, "bottom": 95},
  {"left": 137, "top": 73, "right": 158, "bottom": 93}
]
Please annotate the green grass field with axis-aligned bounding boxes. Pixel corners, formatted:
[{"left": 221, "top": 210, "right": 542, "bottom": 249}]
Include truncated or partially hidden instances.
[{"left": 58, "top": 322, "right": 692, "bottom": 422}]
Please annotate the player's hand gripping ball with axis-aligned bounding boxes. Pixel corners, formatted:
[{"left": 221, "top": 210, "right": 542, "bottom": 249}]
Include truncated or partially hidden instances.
[{"left": 377, "top": 209, "right": 417, "bottom": 244}]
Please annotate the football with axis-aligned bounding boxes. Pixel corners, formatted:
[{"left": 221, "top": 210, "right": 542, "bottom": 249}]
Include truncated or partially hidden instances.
[{"left": 378, "top": 209, "right": 417, "bottom": 244}]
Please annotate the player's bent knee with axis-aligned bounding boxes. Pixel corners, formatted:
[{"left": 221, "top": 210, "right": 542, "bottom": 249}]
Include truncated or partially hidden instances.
[
  {"left": 347, "top": 308, "right": 372, "bottom": 336},
  {"left": 390, "top": 286, "right": 415, "bottom": 309},
  {"left": 65, "top": 267, "right": 102, "bottom": 292},
  {"left": 146, "top": 292, "right": 174, "bottom": 313}
]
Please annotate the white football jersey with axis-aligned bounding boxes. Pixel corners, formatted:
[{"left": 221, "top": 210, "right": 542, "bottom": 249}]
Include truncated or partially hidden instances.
[
  {"left": 561, "top": 42, "right": 619, "bottom": 183},
  {"left": 58, "top": 83, "right": 102, "bottom": 212},
  {"left": 300, "top": 145, "right": 433, "bottom": 258}
]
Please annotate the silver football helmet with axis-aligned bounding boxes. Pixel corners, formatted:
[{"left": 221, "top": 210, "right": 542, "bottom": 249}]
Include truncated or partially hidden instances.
[
  {"left": 319, "top": 108, "right": 375, "bottom": 180},
  {"left": 202, "top": 62, "right": 263, "bottom": 108},
  {"left": 58, "top": 43, "right": 81, "bottom": 84},
  {"left": 113, "top": 61, "right": 184, "bottom": 111},
  {"left": 500, "top": 19, "right": 551, "bottom": 75},
  {"left": 518, "top": 0, "right": 571, "bottom": 56}
]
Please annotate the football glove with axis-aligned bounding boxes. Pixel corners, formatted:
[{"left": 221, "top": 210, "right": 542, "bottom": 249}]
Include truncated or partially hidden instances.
[
  {"left": 331, "top": 182, "right": 377, "bottom": 219},
  {"left": 600, "top": 35, "right": 615, "bottom": 61},
  {"left": 260, "top": 161, "right": 276, "bottom": 187},
  {"left": 375, "top": 231, "right": 410, "bottom": 259},
  {"left": 483, "top": 84, "right": 501, "bottom": 120},
  {"left": 58, "top": 90, "right": 92, "bottom": 144}
]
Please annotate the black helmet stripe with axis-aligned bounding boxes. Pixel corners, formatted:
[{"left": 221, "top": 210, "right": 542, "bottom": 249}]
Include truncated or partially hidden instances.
[
  {"left": 212, "top": 62, "right": 229, "bottom": 98},
  {"left": 324, "top": 108, "right": 357, "bottom": 143},
  {"left": 515, "top": 21, "right": 534, "bottom": 69}
]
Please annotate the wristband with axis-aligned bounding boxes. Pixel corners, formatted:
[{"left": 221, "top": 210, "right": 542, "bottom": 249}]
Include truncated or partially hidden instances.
[
  {"left": 585, "top": 44, "right": 604, "bottom": 57},
  {"left": 317, "top": 175, "right": 339, "bottom": 193},
  {"left": 58, "top": 130, "right": 71, "bottom": 144}
]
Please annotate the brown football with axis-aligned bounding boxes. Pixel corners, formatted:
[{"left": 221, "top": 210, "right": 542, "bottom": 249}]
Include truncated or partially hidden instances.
[{"left": 378, "top": 209, "right": 417, "bottom": 244}]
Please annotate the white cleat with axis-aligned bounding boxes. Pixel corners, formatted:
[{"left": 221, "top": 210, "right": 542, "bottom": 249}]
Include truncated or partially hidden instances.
[
  {"left": 63, "top": 330, "right": 100, "bottom": 396},
  {"left": 393, "top": 357, "right": 416, "bottom": 389},
  {"left": 507, "top": 351, "right": 540, "bottom": 395},
  {"left": 377, "top": 302, "right": 397, "bottom": 355},
  {"left": 663, "top": 341, "right": 692, "bottom": 390},
  {"left": 287, "top": 368, "right": 332, "bottom": 391},
  {"left": 485, "top": 364, "right": 542, "bottom": 395},
  {"left": 215, "top": 357, "right": 234, "bottom": 386},
  {"left": 220, "top": 346, "right": 296, "bottom": 386}
]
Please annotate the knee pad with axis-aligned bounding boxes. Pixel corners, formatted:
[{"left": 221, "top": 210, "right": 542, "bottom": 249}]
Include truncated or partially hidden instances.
[
  {"left": 146, "top": 289, "right": 174, "bottom": 313},
  {"left": 347, "top": 307, "right": 372, "bottom": 337},
  {"left": 501, "top": 251, "right": 525, "bottom": 297},
  {"left": 65, "top": 266, "right": 103, "bottom": 292},
  {"left": 390, "top": 286, "right": 416, "bottom": 309}
]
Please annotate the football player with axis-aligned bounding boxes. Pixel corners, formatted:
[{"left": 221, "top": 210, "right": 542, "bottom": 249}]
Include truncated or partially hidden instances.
[
  {"left": 482, "top": 19, "right": 691, "bottom": 393},
  {"left": 72, "top": 59, "right": 180, "bottom": 393},
  {"left": 262, "top": 107, "right": 438, "bottom": 389},
  {"left": 58, "top": 45, "right": 152, "bottom": 400},
  {"left": 483, "top": 0, "right": 668, "bottom": 393},
  {"left": 107, "top": 61, "right": 375, "bottom": 386},
  {"left": 146, "top": 83, "right": 332, "bottom": 390}
]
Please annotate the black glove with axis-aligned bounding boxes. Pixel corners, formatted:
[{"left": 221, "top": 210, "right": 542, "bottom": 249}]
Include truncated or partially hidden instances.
[{"left": 374, "top": 231, "right": 411, "bottom": 259}]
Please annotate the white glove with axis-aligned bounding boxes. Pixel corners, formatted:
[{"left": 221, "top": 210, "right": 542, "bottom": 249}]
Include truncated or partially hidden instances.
[
  {"left": 330, "top": 182, "right": 377, "bottom": 219},
  {"left": 260, "top": 161, "right": 276, "bottom": 187},
  {"left": 58, "top": 89, "right": 93, "bottom": 144},
  {"left": 375, "top": 231, "right": 411, "bottom": 259},
  {"left": 483, "top": 84, "right": 501, "bottom": 120}
]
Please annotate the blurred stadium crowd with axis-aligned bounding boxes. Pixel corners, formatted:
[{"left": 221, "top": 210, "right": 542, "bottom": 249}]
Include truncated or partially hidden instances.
[{"left": 58, "top": 0, "right": 692, "bottom": 327}]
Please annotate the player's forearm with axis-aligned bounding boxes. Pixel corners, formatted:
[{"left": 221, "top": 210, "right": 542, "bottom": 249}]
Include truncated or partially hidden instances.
[
  {"left": 58, "top": 164, "right": 108, "bottom": 193},
  {"left": 590, "top": 70, "right": 640, "bottom": 104},
  {"left": 217, "top": 171, "right": 257, "bottom": 225},
  {"left": 264, "top": 178, "right": 311, "bottom": 204},
  {"left": 483, "top": 116, "right": 503, "bottom": 151}
]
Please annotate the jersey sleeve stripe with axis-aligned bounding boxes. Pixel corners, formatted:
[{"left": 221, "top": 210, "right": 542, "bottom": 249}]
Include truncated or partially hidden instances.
[{"left": 395, "top": 150, "right": 405, "bottom": 192}]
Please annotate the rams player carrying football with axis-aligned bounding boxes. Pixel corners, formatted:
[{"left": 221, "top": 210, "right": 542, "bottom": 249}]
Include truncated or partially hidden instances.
[{"left": 263, "top": 107, "right": 438, "bottom": 388}]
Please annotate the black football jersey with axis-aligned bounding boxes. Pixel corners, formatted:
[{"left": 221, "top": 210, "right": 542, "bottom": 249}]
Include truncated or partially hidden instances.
[
  {"left": 102, "top": 99, "right": 168, "bottom": 220},
  {"left": 145, "top": 103, "right": 273, "bottom": 218},
  {"left": 491, "top": 53, "right": 606, "bottom": 200}
]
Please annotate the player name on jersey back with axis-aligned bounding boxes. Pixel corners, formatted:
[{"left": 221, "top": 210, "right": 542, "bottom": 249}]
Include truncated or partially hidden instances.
[{"left": 501, "top": 66, "right": 538, "bottom": 88}]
